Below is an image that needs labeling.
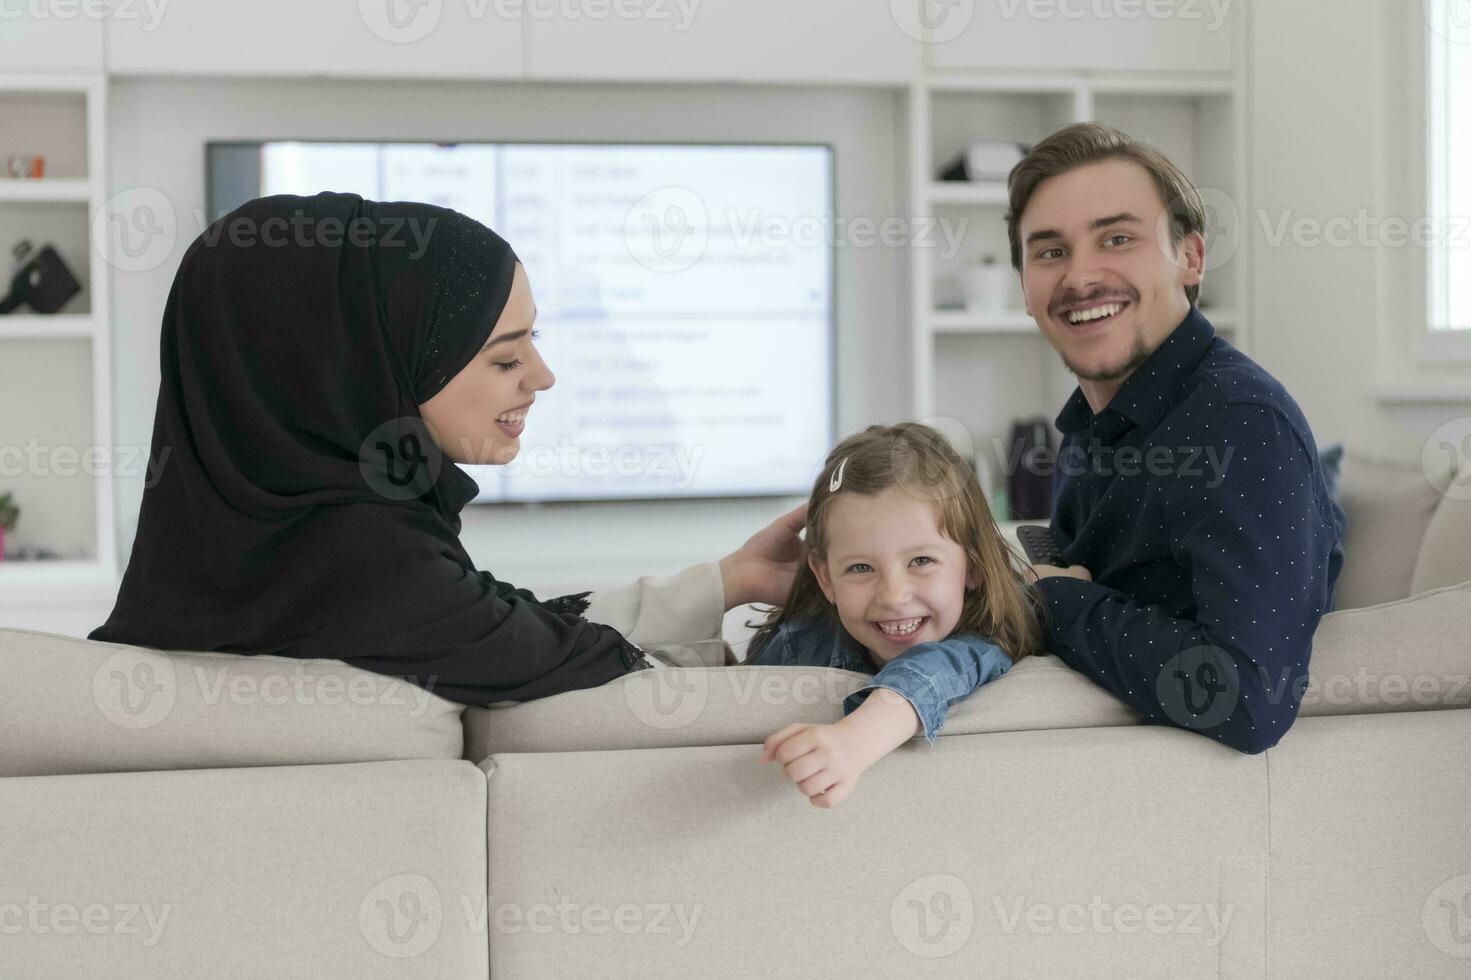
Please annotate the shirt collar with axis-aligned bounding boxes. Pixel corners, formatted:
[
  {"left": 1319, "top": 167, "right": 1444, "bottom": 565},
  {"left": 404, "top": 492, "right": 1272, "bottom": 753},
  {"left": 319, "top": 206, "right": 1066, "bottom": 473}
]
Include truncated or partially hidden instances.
[
  {"left": 1054, "top": 305, "right": 1216, "bottom": 439},
  {"left": 832, "top": 629, "right": 877, "bottom": 673}
]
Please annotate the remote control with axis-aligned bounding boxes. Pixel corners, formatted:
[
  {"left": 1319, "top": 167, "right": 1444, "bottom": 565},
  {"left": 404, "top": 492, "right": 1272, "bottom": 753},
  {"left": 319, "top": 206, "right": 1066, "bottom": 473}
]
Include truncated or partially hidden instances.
[{"left": 1016, "top": 524, "right": 1064, "bottom": 566}]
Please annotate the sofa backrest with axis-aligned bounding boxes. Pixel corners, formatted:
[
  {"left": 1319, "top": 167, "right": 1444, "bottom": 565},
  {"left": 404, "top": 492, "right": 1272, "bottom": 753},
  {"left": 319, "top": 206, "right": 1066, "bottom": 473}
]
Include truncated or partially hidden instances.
[
  {"left": 1334, "top": 451, "right": 1467, "bottom": 609},
  {"left": 463, "top": 578, "right": 1471, "bottom": 761},
  {"left": 0, "top": 626, "right": 465, "bottom": 777}
]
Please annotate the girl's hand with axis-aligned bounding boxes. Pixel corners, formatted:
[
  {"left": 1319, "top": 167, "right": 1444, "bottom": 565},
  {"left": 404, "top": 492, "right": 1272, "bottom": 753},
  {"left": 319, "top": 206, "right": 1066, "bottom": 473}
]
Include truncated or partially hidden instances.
[
  {"left": 759, "top": 690, "right": 921, "bottom": 808},
  {"left": 760, "top": 721, "right": 870, "bottom": 808}
]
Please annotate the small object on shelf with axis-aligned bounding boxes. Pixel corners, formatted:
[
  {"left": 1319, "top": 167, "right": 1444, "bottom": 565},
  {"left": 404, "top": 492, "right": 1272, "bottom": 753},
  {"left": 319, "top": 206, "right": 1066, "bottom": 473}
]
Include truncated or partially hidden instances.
[
  {"left": 938, "top": 141, "right": 1029, "bottom": 183},
  {"left": 964, "top": 254, "right": 1011, "bottom": 313},
  {"left": 0, "top": 239, "right": 81, "bottom": 315},
  {"left": 1006, "top": 417, "right": 1055, "bottom": 521},
  {"left": 0, "top": 491, "right": 18, "bottom": 562},
  {"left": 4, "top": 154, "right": 46, "bottom": 179}
]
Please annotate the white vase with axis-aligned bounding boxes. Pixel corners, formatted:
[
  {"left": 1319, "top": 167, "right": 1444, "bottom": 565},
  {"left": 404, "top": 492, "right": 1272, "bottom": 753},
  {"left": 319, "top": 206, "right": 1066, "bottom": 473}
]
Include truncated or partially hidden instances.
[{"left": 965, "top": 262, "right": 1010, "bottom": 313}]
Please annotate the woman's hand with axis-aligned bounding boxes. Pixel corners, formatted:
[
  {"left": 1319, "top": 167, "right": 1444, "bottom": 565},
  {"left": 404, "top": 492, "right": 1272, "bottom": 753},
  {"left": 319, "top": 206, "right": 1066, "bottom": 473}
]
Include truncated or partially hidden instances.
[{"left": 718, "top": 503, "right": 807, "bottom": 609}]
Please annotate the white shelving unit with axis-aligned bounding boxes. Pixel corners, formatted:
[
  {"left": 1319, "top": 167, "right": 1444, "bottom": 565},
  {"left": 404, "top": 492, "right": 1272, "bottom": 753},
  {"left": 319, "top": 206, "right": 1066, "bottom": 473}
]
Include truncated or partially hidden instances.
[
  {"left": 908, "top": 55, "right": 1250, "bottom": 512},
  {"left": 0, "top": 72, "right": 117, "bottom": 601}
]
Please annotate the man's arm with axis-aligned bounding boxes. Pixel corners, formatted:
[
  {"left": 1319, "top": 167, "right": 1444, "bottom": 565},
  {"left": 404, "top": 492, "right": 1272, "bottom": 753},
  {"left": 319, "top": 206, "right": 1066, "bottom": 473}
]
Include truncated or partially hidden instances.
[{"left": 1034, "top": 402, "right": 1341, "bottom": 754}]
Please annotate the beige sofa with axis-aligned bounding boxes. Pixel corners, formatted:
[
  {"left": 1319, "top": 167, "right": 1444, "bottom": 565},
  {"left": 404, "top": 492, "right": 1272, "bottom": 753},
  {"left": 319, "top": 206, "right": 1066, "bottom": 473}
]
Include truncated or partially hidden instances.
[{"left": 2, "top": 451, "right": 1469, "bottom": 978}]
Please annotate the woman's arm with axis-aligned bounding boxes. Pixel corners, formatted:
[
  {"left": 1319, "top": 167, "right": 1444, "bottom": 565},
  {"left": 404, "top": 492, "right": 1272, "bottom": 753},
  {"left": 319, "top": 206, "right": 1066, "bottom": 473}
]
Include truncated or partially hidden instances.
[
  {"left": 580, "top": 503, "right": 809, "bottom": 650},
  {"left": 581, "top": 563, "right": 727, "bottom": 649}
]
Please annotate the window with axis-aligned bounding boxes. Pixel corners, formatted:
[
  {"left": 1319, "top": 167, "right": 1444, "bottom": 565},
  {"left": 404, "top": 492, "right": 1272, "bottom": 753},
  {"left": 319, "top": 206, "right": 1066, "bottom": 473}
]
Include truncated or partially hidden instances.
[{"left": 1427, "top": 0, "right": 1471, "bottom": 333}]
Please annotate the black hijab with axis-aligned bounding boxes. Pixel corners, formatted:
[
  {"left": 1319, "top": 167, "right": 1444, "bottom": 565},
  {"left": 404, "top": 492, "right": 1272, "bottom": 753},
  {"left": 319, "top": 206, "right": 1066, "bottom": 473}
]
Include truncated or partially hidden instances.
[{"left": 90, "top": 192, "right": 646, "bottom": 704}]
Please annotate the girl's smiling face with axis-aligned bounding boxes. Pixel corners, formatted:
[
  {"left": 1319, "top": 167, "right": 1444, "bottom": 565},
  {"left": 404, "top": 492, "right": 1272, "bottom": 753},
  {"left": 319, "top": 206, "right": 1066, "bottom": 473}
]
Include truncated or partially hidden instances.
[{"left": 809, "top": 486, "right": 977, "bottom": 664}]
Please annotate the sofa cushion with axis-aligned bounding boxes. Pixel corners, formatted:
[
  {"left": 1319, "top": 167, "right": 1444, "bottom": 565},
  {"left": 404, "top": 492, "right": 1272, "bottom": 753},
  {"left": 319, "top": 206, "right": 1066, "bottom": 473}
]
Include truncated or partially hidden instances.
[
  {"left": 1265, "top": 710, "right": 1471, "bottom": 977},
  {"left": 1334, "top": 451, "right": 1449, "bottom": 609},
  {"left": 0, "top": 626, "right": 464, "bottom": 777},
  {"left": 481, "top": 727, "right": 1267, "bottom": 977},
  {"left": 1410, "top": 459, "right": 1471, "bottom": 597},
  {"left": 1297, "top": 577, "right": 1471, "bottom": 718},
  {"left": 0, "top": 760, "right": 488, "bottom": 978},
  {"left": 463, "top": 655, "right": 1141, "bottom": 760}
]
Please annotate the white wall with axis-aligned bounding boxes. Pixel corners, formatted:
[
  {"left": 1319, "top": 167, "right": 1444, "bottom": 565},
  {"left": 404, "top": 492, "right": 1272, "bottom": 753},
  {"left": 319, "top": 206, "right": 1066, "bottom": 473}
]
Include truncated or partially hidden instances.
[
  {"left": 1246, "top": 0, "right": 1470, "bottom": 460},
  {"left": 106, "top": 77, "right": 906, "bottom": 593}
]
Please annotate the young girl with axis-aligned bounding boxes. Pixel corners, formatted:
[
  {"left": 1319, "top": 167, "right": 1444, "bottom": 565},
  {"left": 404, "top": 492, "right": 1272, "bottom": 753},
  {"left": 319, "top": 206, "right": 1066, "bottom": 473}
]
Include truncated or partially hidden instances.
[{"left": 752, "top": 422, "right": 1046, "bottom": 808}]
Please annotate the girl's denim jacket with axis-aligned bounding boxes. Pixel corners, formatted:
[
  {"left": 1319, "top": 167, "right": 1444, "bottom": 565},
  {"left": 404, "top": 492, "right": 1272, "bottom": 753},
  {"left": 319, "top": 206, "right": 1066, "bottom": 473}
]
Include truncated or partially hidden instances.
[{"left": 745, "top": 617, "right": 1013, "bottom": 744}]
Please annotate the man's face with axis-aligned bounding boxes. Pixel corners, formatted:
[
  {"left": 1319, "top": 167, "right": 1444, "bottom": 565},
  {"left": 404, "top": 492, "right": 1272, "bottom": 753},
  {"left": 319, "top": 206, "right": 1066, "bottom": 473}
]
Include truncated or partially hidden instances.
[{"left": 1018, "top": 158, "right": 1204, "bottom": 384}]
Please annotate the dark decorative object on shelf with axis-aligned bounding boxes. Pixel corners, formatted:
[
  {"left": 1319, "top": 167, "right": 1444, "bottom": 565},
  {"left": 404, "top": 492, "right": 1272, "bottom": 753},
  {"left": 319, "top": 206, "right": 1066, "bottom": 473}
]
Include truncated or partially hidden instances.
[
  {"left": 938, "top": 140, "right": 1031, "bottom": 182},
  {"left": 0, "top": 491, "right": 17, "bottom": 562},
  {"left": 0, "top": 240, "right": 82, "bottom": 315},
  {"left": 1006, "top": 417, "right": 1056, "bottom": 521}
]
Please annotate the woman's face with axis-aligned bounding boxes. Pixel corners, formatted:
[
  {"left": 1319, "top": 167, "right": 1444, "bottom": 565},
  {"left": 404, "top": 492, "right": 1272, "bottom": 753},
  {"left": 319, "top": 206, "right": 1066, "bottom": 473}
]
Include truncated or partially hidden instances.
[{"left": 418, "top": 263, "right": 554, "bottom": 465}]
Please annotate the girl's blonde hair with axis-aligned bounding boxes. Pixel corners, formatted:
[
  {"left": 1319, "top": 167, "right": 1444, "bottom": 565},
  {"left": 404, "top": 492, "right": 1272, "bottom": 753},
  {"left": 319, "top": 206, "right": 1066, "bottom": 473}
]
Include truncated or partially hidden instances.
[{"left": 748, "top": 422, "right": 1047, "bottom": 664}]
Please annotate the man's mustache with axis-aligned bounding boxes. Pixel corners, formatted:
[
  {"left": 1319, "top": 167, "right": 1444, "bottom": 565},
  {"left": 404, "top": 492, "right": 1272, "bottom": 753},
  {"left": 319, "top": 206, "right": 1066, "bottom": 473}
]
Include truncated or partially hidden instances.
[{"left": 1050, "top": 287, "right": 1139, "bottom": 314}]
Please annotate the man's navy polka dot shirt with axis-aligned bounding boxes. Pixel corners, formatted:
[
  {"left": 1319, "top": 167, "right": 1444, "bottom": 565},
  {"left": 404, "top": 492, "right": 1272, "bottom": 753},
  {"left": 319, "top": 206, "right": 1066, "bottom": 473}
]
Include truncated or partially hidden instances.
[{"left": 1035, "top": 306, "right": 1348, "bottom": 755}]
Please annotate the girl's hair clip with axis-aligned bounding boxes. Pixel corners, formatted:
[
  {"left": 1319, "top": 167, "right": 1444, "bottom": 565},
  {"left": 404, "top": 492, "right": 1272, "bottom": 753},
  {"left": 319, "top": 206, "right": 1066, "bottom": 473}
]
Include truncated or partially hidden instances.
[{"left": 829, "top": 455, "right": 849, "bottom": 493}]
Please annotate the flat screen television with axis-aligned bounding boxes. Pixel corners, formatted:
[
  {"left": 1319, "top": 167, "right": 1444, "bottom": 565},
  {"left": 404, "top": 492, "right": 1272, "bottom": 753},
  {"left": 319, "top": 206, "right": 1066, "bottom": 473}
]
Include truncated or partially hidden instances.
[{"left": 207, "top": 140, "right": 835, "bottom": 503}]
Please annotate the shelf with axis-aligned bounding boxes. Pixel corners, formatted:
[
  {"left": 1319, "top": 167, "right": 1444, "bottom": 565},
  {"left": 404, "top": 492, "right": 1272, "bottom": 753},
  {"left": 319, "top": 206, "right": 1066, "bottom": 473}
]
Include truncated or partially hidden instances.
[
  {"left": 925, "top": 181, "right": 1009, "bottom": 206},
  {"left": 932, "top": 309, "right": 1034, "bottom": 333},
  {"left": 0, "top": 314, "right": 97, "bottom": 339},
  {"left": 0, "top": 178, "right": 92, "bottom": 202}
]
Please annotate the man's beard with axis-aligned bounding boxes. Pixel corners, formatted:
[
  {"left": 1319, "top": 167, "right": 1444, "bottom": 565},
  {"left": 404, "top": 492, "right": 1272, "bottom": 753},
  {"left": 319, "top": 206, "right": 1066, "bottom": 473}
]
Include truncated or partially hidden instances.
[{"left": 1058, "top": 319, "right": 1150, "bottom": 382}]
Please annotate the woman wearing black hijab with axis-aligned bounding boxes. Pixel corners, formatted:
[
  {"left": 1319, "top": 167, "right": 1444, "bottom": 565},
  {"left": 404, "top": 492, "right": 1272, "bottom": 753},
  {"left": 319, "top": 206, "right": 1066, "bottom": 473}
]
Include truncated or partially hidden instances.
[{"left": 89, "top": 191, "right": 804, "bottom": 705}]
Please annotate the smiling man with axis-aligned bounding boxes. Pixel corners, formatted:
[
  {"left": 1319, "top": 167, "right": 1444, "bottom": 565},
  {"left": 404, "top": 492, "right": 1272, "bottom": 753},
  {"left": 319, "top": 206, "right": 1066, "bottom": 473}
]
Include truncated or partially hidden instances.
[{"left": 1006, "top": 123, "right": 1347, "bottom": 754}]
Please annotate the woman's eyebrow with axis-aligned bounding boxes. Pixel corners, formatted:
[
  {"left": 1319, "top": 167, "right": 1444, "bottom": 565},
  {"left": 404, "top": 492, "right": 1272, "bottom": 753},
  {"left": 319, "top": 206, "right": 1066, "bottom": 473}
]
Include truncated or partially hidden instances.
[
  {"left": 479, "top": 307, "right": 538, "bottom": 352},
  {"left": 480, "top": 328, "right": 529, "bottom": 352}
]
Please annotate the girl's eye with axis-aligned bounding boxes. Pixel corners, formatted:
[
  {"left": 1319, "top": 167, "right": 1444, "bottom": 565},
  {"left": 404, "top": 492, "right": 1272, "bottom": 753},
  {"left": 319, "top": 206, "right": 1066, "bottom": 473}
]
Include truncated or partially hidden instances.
[
  {"left": 845, "top": 563, "right": 872, "bottom": 574},
  {"left": 910, "top": 556, "right": 935, "bottom": 567}
]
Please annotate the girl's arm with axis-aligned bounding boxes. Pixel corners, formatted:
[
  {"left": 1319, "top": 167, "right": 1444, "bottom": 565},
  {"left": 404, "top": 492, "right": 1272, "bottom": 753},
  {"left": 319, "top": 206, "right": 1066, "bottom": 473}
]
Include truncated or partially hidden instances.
[
  {"left": 760, "top": 688, "right": 919, "bottom": 809},
  {"left": 849, "top": 634, "right": 1013, "bottom": 744},
  {"left": 760, "top": 634, "right": 1013, "bottom": 807}
]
